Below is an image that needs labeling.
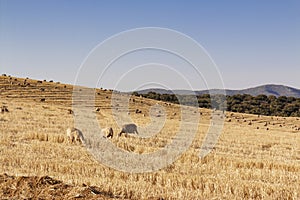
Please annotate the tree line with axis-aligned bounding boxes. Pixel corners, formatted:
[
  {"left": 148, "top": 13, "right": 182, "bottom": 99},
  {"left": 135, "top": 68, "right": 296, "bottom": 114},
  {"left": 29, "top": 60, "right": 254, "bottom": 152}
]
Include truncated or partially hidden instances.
[{"left": 133, "top": 92, "right": 300, "bottom": 117}]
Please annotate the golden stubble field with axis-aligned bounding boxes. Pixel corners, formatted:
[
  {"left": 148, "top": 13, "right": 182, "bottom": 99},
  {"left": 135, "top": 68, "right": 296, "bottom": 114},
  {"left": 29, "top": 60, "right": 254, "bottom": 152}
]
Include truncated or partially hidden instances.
[{"left": 0, "top": 75, "right": 299, "bottom": 199}]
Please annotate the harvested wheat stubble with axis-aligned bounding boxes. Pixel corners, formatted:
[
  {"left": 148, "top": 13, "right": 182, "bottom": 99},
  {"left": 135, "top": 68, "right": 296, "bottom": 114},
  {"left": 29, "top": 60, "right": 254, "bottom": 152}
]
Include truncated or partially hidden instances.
[{"left": 0, "top": 75, "right": 299, "bottom": 199}]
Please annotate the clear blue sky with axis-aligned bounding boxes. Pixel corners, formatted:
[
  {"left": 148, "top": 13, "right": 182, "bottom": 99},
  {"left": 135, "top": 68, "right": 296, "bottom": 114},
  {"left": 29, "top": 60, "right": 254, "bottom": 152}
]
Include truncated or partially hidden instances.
[{"left": 0, "top": 0, "right": 299, "bottom": 90}]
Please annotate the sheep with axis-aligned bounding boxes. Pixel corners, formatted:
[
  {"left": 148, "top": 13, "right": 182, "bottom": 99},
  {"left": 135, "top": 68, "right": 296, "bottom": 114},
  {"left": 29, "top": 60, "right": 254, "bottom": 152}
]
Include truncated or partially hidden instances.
[
  {"left": 1, "top": 106, "right": 9, "bottom": 113},
  {"left": 101, "top": 127, "right": 113, "bottom": 138},
  {"left": 119, "top": 123, "right": 138, "bottom": 136},
  {"left": 135, "top": 109, "right": 142, "bottom": 114},
  {"left": 66, "top": 127, "right": 84, "bottom": 144},
  {"left": 68, "top": 109, "right": 74, "bottom": 115}
]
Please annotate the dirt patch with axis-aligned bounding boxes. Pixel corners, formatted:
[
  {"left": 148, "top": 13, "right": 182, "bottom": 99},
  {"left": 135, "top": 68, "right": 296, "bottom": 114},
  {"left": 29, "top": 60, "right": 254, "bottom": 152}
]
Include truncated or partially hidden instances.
[{"left": 0, "top": 174, "right": 118, "bottom": 200}]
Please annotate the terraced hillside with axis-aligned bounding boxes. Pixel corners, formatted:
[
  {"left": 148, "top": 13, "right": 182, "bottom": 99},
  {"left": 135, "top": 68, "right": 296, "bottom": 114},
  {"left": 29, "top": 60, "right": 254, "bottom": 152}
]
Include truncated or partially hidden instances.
[{"left": 0, "top": 74, "right": 299, "bottom": 199}]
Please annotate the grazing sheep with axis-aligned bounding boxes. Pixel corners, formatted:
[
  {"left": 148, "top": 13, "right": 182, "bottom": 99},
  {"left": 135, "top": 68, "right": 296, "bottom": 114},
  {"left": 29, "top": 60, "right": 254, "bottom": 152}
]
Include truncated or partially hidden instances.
[
  {"left": 1, "top": 106, "right": 9, "bottom": 113},
  {"left": 68, "top": 109, "right": 74, "bottom": 115},
  {"left": 119, "top": 123, "right": 138, "bottom": 136},
  {"left": 101, "top": 127, "right": 113, "bottom": 138},
  {"left": 66, "top": 128, "right": 84, "bottom": 144},
  {"left": 135, "top": 109, "right": 142, "bottom": 114}
]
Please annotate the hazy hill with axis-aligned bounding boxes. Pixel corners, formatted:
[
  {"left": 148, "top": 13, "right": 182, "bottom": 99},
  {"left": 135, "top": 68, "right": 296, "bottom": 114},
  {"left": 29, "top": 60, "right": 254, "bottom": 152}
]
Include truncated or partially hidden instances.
[{"left": 137, "top": 84, "right": 300, "bottom": 98}]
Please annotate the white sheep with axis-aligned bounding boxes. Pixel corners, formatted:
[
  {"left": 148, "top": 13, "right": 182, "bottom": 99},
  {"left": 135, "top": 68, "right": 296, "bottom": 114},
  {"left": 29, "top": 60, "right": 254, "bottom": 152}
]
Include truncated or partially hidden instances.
[
  {"left": 66, "top": 127, "right": 84, "bottom": 144},
  {"left": 101, "top": 127, "right": 113, "bottom": 138}
]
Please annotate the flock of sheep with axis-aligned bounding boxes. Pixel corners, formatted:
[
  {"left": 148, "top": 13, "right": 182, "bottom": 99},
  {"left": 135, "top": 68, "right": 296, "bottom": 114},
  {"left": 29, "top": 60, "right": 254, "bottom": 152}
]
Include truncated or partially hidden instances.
[{"left": 66, "top": 123, "right": 139, "bottom": 145}]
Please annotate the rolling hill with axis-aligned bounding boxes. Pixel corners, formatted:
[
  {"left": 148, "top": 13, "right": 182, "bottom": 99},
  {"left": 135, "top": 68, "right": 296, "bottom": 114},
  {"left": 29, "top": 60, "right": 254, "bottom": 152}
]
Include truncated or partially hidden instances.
[{"left": 137, "top": 84, "right": 300, "bottom": 98}]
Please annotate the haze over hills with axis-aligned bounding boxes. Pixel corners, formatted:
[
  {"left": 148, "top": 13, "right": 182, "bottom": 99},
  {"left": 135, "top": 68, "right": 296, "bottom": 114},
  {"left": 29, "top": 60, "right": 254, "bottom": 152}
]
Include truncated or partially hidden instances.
[{"left": 136, "top": 84, "right": 300, "bottom": 98}]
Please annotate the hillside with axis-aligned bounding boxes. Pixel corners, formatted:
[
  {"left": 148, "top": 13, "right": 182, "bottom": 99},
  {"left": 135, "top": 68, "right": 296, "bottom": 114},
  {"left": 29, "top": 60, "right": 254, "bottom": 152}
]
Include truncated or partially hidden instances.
[
  {"left": 137, "top": 84, "right": 300, "bottom": 98},
  {"left": 0, "top": 74, "right": 299, "bottom": 199}
]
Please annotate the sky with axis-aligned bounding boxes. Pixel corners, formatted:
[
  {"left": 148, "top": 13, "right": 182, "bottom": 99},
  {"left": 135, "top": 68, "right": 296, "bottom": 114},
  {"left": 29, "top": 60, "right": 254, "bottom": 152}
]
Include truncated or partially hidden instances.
[{"left": 0, "top": 0, "right": 299, "bottom": 91}]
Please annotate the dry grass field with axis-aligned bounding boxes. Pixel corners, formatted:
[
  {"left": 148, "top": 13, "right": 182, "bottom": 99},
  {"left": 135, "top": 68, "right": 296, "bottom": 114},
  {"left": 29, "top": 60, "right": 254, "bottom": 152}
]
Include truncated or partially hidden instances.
[{"left": 0, "top": 75, "right": 299, "bottom": 199}]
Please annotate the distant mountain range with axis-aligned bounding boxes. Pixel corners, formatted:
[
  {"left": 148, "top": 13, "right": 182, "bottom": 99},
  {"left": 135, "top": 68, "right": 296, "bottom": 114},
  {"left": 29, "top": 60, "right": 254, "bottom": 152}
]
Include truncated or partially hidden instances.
[{"left": 136, "top": 84, "right": 300, "bottom": 98}]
